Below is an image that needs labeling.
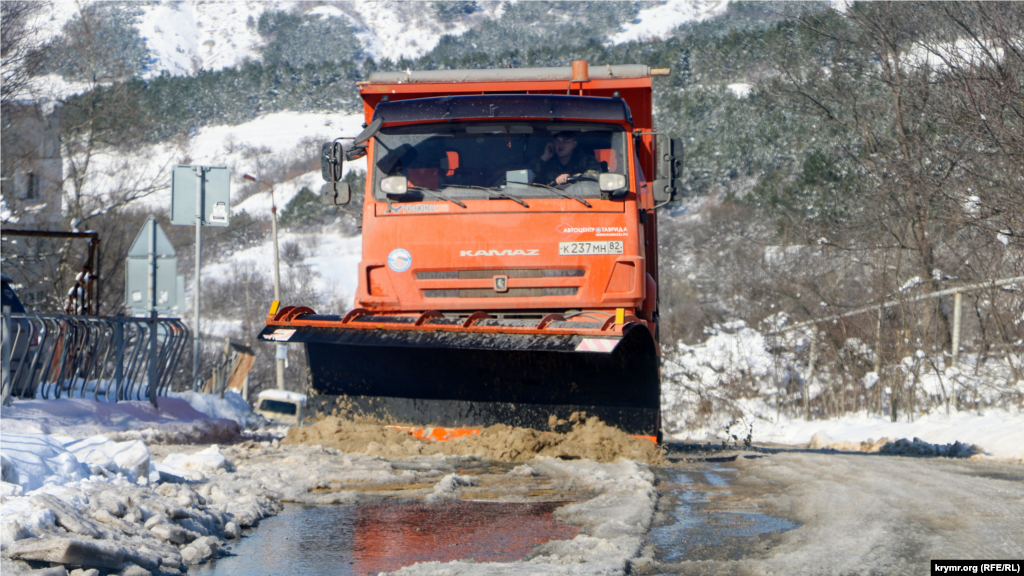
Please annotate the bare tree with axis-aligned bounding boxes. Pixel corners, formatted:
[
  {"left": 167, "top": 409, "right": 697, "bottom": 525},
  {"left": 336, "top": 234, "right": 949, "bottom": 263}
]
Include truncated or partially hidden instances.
[{"left": 1, "top": 0, "right": 45, "bottom": 106}]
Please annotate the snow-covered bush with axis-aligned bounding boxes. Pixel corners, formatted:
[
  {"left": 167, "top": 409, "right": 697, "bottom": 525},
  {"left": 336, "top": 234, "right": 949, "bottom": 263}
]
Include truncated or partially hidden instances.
[{"left": 661, "top": 321, "right": 780, "bottom": 435}]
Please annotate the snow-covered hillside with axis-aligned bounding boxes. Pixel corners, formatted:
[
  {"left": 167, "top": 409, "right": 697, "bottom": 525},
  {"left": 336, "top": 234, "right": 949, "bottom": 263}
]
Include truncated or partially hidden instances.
[
  {"left": 136, "top": 0, "right": 269, "bottom": 76},
  {"left": 612, "top": 0, "right": 728, "bottom": 44},
  {"left": 33, "top": 0, "right": 508, "bottom": 79},
  {"left": 33, "top": 1, "right": 732, "bottom": 81}
]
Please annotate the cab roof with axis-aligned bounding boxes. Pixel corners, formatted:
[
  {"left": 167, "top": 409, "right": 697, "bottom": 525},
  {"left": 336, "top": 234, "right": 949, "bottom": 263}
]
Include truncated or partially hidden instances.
[{"left": 257, "top": 389, "right": 307, "bottom": 403}]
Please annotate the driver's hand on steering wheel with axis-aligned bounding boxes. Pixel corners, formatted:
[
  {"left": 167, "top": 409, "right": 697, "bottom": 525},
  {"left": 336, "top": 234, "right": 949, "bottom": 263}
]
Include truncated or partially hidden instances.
[{"left": 555, "top": 173, "right": 570, "bottom": 185}]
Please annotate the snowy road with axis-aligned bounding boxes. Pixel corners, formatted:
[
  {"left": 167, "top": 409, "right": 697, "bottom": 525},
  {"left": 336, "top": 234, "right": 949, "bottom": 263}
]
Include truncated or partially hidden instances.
[
  {"left": 3, "top": 424, "right": 1021, "bottom": 575},
  {"left": 159, "top": 444, "right": 1023, "bottom": 575},
  {"left": 642, "top": 447, "right": 1024, "bottom": 575}
]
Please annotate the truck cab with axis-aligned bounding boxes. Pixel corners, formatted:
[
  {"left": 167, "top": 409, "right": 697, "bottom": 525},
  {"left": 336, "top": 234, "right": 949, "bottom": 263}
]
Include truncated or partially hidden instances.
[{"left": 354, "top": 94, "right": 651, "bottom": 318}]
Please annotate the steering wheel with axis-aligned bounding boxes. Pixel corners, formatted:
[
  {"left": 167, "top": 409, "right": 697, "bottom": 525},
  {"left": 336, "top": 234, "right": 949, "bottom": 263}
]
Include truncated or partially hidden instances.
[{"left": 553, "top": 175, "right": 598, "bottom": 188}]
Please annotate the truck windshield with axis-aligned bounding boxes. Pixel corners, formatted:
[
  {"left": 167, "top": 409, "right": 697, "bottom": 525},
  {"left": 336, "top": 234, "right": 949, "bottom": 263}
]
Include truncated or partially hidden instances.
[{"left": 371, "top": 122, "right": 628, "bottom": 203}]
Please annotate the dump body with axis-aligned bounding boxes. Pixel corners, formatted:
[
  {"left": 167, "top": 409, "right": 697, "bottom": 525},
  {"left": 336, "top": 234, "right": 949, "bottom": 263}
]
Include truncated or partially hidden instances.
[{"left": 260, "top": 64, "right": 666, "bottom": 439}]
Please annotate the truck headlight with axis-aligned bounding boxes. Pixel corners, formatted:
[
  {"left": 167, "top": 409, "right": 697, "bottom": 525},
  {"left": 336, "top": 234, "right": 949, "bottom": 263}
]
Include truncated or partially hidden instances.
[
  {"left": 599, "top": 173, "right": 626, "bottom": 192},
  {"left": 381, "top": 176, "right": 408, "bottom": 195}
]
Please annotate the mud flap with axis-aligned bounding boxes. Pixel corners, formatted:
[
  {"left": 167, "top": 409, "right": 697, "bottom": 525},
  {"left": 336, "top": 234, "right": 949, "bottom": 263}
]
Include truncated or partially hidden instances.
[{"left": 259, "top": 323, "right": 660, "bottom": 437}]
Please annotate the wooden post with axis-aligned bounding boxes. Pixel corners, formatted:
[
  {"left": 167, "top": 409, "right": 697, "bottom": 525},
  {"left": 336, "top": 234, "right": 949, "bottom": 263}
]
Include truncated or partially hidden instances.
[
  {"left": 804, "top": 337, "right": 817, "bottom": 421},
  {"left": 873, "top": 305, "right": 883, "bottom": 415},
  {"left": 2, "top": 306, "right": 11, "bottom": 406},
  {"left": 951, "top": 292, "right": 962, "bottom": 368},
  {"left": 220, "top": 337, "right": 229, "bottom": 398}
]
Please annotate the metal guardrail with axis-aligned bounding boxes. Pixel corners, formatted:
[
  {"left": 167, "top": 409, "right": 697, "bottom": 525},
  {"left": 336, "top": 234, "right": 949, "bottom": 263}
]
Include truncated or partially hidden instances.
[{"left": 1, "top": 309, "right": 190, "bottom": 406}]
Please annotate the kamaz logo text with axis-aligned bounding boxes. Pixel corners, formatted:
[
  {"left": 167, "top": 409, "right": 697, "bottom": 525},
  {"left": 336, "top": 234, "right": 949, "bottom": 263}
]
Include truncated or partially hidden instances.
[{"left": 460, "top": 249, "right": 540, "bottom": 257}]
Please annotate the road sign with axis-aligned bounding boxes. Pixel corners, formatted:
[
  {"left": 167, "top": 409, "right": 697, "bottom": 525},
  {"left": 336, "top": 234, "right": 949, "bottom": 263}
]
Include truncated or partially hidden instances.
[
  {"left": 125, "top": 258, "right": 178, "bottom": 311},
  {"left": 170, "top": 164, "right": 230, "bottom": 390},
  {"left": 170, "top": 165, "right": 231, "bottom": 227},
  {"left": 127, "top": 216, "right": 176, "bottom": 258},
  {"left": 125, "top": 217, "right": 179, "bottom": 312}
]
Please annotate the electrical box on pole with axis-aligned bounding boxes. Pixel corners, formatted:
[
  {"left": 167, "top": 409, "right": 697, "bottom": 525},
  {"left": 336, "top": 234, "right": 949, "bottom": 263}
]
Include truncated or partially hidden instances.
[{"left": 171, "top": 164, "right": 231, "bottom": 391}]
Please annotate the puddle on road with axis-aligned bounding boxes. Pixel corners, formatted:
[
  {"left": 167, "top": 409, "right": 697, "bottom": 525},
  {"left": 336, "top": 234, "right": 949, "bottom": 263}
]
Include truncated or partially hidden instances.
[
  {"left": 193, "top": 500, "right": 579, "bottom": 575},
  {"left": 647, "top": 464, "right": 799, "bottom": 565}
]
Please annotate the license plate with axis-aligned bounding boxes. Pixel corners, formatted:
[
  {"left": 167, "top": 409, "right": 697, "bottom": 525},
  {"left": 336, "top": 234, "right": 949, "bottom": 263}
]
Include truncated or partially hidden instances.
[{"left": 558, "top": 241, "right": 624, "bottom": 255}]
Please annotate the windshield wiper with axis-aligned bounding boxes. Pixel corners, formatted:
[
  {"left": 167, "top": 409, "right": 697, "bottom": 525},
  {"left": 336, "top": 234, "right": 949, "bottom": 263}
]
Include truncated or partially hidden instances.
[
  {"left": 457, "top": 185, "right": 530, "bottom": 208},
  {"left": 521, "top": 182, "right": 592, "bottom": 208},
  {"left": 408, "top": 185, "right": 467, "bottom": 208}
]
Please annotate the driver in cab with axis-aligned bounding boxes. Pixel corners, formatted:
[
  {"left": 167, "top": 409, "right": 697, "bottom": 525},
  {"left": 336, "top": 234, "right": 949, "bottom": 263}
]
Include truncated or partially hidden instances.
[{"left": 529, "top": 131, "right": 601, "bottom": 185}]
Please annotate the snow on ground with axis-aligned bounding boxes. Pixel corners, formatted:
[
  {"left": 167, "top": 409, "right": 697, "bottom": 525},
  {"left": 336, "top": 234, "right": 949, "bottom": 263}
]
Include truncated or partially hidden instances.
[
  {"left": 2, "top": 432, "right": 659, "bottom": 575},
  {"left": 0, "top": 394, "right": 280, "bottom": 571},
  {"left": 749, "top": 407, "right": 1023, "bottom": 460},
  {"left": 611, "top": 0, "right": 729, "bottom": 44},
  {"left": 661, "top": 323, "right": 1024, "bottom": 460},
  {"left": 718, "top": 452, "right": 1024, "bottom": 573},
  {"left": 389, "top": 458, "right": 657, "bottom": 576},
  {"left": 0, "top": 397, "right": 241, "bottom": 445},
  {"left": 1, "top": 442, "right": 279, "bottom": 572},
  {"left": 169, "top": 391, "right": 266, "bottom": 430}
]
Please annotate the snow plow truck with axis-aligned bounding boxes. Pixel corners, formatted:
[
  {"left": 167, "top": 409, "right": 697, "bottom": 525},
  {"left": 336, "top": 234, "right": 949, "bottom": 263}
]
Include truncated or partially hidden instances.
[{"left": 259, "top": 61, "right": 683, "bottom": 442}]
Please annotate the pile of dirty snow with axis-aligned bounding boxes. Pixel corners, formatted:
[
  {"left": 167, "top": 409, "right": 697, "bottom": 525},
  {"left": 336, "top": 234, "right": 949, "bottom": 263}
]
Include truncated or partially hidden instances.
[
  {"left": 284, "top": 414, "right": 665, "bottom": 465},
  {"left": 170, "top": 390, "right": 267, "bottom": 429},
  {"left": 806, "top": 431, "right": 986, "bottom": 459},
  {"left": 1, "top": 432, "right": 285, "bottom": 573}
]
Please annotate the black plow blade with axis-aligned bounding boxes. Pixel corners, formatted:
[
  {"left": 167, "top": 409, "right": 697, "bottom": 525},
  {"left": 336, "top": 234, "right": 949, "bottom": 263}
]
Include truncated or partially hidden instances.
[{"left": 259, "top": 323, "right": 661, "bottom": 438}]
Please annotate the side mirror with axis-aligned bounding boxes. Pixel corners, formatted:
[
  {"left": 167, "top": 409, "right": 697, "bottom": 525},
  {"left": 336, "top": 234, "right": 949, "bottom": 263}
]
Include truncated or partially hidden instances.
[
  {"left": 652, "top": 135, "right": 684, "bottom": 204},
  {"left": 321, "top": 142, "right": 344, "bottom": 183},
  {"left": 320, "top": 182, "right": 351, "bottom": 206}
]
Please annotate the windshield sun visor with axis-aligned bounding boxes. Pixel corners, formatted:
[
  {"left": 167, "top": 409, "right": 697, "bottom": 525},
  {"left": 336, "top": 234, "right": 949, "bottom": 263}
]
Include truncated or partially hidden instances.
[{"left": 372, "top": 95, "right": 633, "bottom": 126}]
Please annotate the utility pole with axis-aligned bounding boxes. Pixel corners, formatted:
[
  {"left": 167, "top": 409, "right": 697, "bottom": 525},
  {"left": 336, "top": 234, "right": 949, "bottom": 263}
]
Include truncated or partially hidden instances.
[
  {"left": 192, "top": 168, "right": 205, "bottom": 391},
  {"left": 243, "top": 174, "right": 285, "bottom": 390},
  {"left": 148, "top": 216, "right": 159, "bottom": 407}
]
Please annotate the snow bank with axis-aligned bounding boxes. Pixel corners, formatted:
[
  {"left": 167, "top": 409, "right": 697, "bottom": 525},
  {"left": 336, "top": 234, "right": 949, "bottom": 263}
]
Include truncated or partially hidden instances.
[
  {"left": 64, "top": 436, "right": 151, "bottom": 482},
  {"left": 0, "top": 434, "right": 89, "bottom": 493},
  {"left": 170, "top": 390, "right": 259, "bottom": 428},
  {"left": 1, "top": 433, "right": 157, "bottom": 492},
  {"left": 161, "top": 445, "right": 230, "bottom": 480},
  {"left": 662, "top": 323, "right": 1024, "bottom": 460},
  {"left": 1, "top": 397, "right": 242, "bottom": 445},
  {"left": 747, "top": 408, "right": 1024, "bottom": 460}
]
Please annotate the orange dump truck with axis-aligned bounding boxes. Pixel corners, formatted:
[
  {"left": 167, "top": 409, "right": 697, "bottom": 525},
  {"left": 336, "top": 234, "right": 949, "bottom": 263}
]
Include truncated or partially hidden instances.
[{"left": 259, "top": 61, "right": 682, "bottom": 441}]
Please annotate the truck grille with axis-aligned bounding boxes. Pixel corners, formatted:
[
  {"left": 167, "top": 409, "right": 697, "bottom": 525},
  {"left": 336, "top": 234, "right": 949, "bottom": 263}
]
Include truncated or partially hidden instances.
[
  {"left": 424, "top": 288, "right": 578, "bottom": 298},
  {"left": 417, "top": 269, "right": 584, "bottom": 280}
]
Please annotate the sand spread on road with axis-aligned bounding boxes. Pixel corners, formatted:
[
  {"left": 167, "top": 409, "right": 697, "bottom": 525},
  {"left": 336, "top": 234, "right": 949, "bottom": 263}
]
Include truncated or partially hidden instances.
[{"left": 282, "top": 414, "right": 665, "bottom": 465}]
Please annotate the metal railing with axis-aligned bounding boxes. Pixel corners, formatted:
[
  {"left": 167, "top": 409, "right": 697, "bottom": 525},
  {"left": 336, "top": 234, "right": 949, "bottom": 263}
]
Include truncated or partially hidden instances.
[{"left": 1, "top": 308, "right": 190, "bottom": 406}]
